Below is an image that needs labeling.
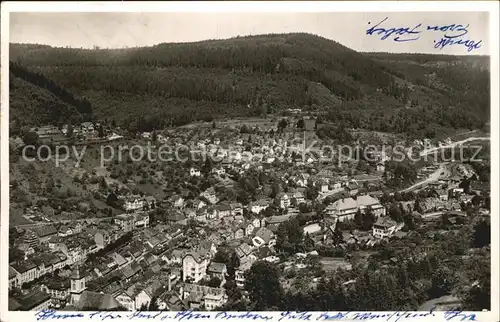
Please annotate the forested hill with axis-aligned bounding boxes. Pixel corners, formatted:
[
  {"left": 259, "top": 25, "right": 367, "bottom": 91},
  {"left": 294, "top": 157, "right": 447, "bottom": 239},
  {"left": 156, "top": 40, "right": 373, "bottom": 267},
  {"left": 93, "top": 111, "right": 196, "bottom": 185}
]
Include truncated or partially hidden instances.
[
  {"left": 9, "top": 33, "right": 490, "bottom": 138},
  {"left": 9, "top": 63, "right": 92, "bottom": 133}
]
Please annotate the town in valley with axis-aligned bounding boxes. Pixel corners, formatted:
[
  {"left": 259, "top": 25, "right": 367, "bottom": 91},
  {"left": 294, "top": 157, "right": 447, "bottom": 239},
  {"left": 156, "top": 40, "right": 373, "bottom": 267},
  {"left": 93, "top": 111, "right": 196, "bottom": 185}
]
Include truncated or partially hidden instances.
[{"left": 7, "top": 16, "right": 491, "bottom": 313}]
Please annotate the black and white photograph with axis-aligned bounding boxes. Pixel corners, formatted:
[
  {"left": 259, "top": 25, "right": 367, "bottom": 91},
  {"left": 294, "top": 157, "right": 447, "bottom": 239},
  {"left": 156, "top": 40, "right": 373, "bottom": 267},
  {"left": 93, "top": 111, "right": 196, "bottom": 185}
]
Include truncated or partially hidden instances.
[{"left": 1, "top": 2, "right": 498, "bottom": 321}]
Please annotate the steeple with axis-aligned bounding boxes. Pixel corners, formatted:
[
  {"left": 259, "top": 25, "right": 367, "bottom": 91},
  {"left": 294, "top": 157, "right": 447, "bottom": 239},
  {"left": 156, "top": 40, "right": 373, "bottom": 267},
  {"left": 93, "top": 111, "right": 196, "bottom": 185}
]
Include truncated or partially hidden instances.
[
  {"left": 70, "top": 265, "right": 81, "bottom": 280},
  {"left": 70, "top": 264, "right": 86, "bottom": 306}
]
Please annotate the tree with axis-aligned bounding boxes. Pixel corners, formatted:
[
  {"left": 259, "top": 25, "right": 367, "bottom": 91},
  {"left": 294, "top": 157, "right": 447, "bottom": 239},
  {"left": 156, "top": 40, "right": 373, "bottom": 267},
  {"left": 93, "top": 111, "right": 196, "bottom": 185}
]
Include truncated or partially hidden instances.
[
  {"left": 207, "top": 276, "right": 222, "bottom": 288},
  {"left": 97, "top": 125, "right": 105, "bottom": 138},
  {"left": 472, "top": 220, "right": 490, "bottom": 248},
  {"left": 414, "top": 198, "right": 423, "bottom": 213},
  {"left": 297, "top": 119, "right": 304, "bottom": 129},
  {"left": 22, "top": 131, "right": 39, "bottom": 146},
  {"left": 270, "top": 182, "right": 281, "bottom": 198},
  {"left": 212, "top": 120, "right": 217, "bottom": 129},
  {"left": 227, "top": 251, "right": 240, "bottom": 278},
  {"left": 276, "top": 217, "right": 303, "bottom": 254},
  {"left": 459, "top": 178, "right": 471, "bottom": 194},
  {"left": 202, "top": 156, "right": 213, "bottom": 175},
  {"left": 148, "top": 297, "right": 159, "bottom": 311},
  {"left": 213, "top": 249, "right": 230, "bottom": 264},
  {"left": 389, "top": 203, "right": 403, "bottom": 222},
  {"left": 224, "top": 279, "right": 242, "bottom": 302},
  {"left": 245, "top": 261, "right": 283, "bottom": 310},
  {"left": 106, "top": 192, "right": 119, "bottom": 207},
  {"left": 67, "top": 121, "right": 74, "bottom": 138},
  {"left": 152, "top": 130, "right": 158, "bottom": 142},
  {"left": 240, "top": 124, "right": 251, "bottom": 134},
  {"left": 332, "top": 225, "right": 344, "bottom": 245},
  {"left": 278, "top": 119, "right": 288, "bottom": 131}
]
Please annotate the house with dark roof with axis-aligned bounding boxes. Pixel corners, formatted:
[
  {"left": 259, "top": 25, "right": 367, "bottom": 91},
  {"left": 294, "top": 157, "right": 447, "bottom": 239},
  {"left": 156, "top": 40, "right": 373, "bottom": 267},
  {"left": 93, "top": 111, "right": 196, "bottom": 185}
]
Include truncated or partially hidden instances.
[
  {"left": 372, "top": 217, "right": 403, "bottom": 239},
  {"left": 33, "top": 225, "right": 58, "bottom": 244},
  {"left": 9, "top": 298, "right": 22, "bottom": 311},
  {"left": 120, "top": 262, "right": 142, "bottom": 282},
  {"left": 215, "top": 204, "right": 232, "bottom": 218},
  {"left": 135, "top": 280, "right": 166, "bottom": 309},
  {"left": 207, "top": 262, "right": 227, "bottom": 283},
  {"left": 14, "top": 290, "right": 51, "bottom": 311},
  {"left": 181, "top": 283, "right": 227, "bottom": 311},
  {"left": 10, "top": 261, "right": 38, "bottom": 287},
  {"left": 41, "top": 278, "right": 71, "bottom": 306},
  {"left": 71, "top": 291, "right": 124, "bottom": 310}
]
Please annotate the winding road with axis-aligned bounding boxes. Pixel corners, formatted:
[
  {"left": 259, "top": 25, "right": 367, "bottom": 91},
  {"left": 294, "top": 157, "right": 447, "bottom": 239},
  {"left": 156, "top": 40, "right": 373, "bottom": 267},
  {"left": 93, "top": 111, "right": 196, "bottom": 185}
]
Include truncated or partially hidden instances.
[
  {"left": 419, "top": 137, "right": 490, "bottom": 157},
  {"left": 13, "top": 216, "right": 115, "bottom": 229},
  {"left": 401, "top": 163, "right": 450, "bottom": 193}
]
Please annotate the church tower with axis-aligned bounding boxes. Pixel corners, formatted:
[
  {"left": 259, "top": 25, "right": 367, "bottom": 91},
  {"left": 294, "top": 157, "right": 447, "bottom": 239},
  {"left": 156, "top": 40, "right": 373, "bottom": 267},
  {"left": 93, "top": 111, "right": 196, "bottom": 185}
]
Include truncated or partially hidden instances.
[{"left": 70, "top": 265, "right": 86, "bottom": 306}]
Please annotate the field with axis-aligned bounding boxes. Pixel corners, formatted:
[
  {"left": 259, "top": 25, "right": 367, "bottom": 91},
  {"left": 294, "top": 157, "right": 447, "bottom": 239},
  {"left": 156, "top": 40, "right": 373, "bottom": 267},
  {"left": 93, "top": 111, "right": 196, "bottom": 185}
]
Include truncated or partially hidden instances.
[
  {"left": 319, "top": 257, "right": 352, "bottom": 272},
  {"left": 179, "top": 117, "right": 278, "bottom": 130}
]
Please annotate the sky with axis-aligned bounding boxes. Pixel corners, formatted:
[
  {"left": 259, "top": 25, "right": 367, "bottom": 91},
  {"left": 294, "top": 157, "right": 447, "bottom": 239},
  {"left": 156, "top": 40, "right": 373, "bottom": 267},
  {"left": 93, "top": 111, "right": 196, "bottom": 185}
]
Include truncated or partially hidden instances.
[{"left": 9, "top": 11, "right": 490, "bottom": 55}]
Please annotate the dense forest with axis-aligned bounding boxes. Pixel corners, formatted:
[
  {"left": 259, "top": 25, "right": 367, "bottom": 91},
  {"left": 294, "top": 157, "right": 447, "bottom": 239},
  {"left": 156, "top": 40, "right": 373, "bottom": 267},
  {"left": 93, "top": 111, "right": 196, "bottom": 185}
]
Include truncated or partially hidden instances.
[{"left": 9, "top": 33, "right": 490, "bottom": 138}]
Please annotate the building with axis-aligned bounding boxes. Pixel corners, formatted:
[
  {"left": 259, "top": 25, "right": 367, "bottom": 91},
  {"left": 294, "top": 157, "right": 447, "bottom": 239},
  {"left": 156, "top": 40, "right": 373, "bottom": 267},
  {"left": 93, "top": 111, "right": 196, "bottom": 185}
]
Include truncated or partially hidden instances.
[
  {"left": 252, "top": 227, "right": 276, "bottom": 248},
  {"left": 232, "top": 227, "right": 245, "bottom": 240},
  {"left": 201, "top": 188, "right": 218, "bottom": 205},
  {"left": 326, "top": 195, "right": 385, "bottom": 222},
  {"left": 249, "top": 199, "right": 269, "bottom": 214},
  {"left": 372, "top": 217, "right": 403, "bottom": 239},
  {"left": 235, "top": 260, "right": 253, "bottom": 288},
  {"left": 69, "top": 266, "right": 86, "bottom": 306},
  {"left": 181, "top": 284, "right": 227, "bottom": 311},
  {"left": 9, "top": 266, "right": 18, "bottom": 290},
  {"left": 94, "top": 230, "right": 114, "bottom": 249},
  {"left": 276, "top": 193, "right": 291, "bottom": 209},
  {"left": 40, "top": 278, "right": 71, "bottom": 307},
  {"left": 33, "top": 225, "right": 58, "bottom": 244},
  {"left": 135, "top": 281, "right": 164, "bottom": 310},
  {"left": 215, "top": 204, "right": 231, "bottom": 218},
  {"left": 207, "top": 262, "right": 227, "bottom": 284},
  {"left": 115, "top": 214, "right": 135, "bottom": 232},
  {"left": 326, "top": 198, "right": 358, "bottom": 222},
  {"left": 115, "top": 291, "right": 136, "bottom": 311},
  {"left": 134, "top": 213, "right": 150, "bottom": 228},
  {"left": 230, "top": 202, "right": 243, "bottom": 215},
  {"left": 291, "top": 192, "right": 305, "bottom": 205},
  {"left": 71, "top": 291, "right": 123, "bottom": 310},
  {"left": 304, "top": 118, "right": 316, "bottom": 132},
  {"left": 10, "top": 261, "right": 37, "bottom": 287},
  {"left": 23, "top": 230, "right": 39, "bottom": 248},
  {"left": 356, "top": 195, "right": 386, "bottom": 217},
  {"left": 123, "top": 196, "right": 147, "bottom": 212},
  {"left": 182, "top": 251, "right": 210, "bottom": 283},
  {"left": 190, "top": 168, "right": 201, "bottom": 177},
  {"left": 13, "top": 290, "right": 52, "bottom": 311}
]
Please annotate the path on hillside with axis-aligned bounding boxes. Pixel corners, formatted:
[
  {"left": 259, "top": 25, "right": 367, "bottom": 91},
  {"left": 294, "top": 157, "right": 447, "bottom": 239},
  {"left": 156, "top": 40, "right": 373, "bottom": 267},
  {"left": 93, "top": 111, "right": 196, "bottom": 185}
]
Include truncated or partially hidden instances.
[{"left": 420, "top": 137, "right": 490, "bottom": 156}]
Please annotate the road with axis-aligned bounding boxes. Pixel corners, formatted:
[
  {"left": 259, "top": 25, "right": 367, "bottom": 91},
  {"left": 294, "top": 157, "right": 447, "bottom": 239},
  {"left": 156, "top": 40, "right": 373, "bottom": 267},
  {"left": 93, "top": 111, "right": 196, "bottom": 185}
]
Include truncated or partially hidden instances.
[
  {"left": 401, "top": 162, "right": 450, "bottom": 193},
  {"left": 13, "top": 216, "right": 116, "bottom": 229},
  {"left": 420, "top": 137, "right": 490, "bottom": 156}
]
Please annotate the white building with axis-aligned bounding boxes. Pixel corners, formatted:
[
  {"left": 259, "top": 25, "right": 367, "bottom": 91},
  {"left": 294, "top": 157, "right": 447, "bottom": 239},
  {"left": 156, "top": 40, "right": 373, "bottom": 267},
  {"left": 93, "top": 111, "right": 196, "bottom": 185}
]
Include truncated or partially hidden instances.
[
  {"left": 372, "top": 217, "right": 403, "bottom": 239},
  {"left": 190, "top": 168, "right": 201, "bottom": 177},
  {"left": 182, "top": 251, "right": 210, "bottom": 283}
]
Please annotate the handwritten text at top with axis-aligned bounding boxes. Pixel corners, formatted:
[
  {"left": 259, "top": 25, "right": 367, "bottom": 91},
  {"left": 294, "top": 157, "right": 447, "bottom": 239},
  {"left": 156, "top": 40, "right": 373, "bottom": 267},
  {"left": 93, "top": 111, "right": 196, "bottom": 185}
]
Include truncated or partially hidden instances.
[{"left": 366, "top": 17, "right": 482, "bottom": 52}]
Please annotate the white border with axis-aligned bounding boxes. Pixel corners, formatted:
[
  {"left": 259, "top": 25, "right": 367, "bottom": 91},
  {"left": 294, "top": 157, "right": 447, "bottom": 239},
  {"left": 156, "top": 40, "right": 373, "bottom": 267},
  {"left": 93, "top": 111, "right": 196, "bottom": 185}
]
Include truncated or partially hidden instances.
[{"left": 1, "top": 2, "right": 499, "bottom": 322}]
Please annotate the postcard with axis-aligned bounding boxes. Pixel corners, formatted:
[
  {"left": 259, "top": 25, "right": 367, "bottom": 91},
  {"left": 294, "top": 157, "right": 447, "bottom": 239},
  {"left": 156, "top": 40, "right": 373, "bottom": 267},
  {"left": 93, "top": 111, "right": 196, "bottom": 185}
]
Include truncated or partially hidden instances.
[{"left": 1, "top": 2, "right": 498, "bottom": 322}]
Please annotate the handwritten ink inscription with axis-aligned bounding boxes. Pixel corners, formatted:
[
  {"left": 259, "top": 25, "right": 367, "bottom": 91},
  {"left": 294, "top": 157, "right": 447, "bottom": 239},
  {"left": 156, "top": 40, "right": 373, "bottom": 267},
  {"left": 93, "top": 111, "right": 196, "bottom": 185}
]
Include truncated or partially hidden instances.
[
  {"left": 367, "top": 17, "right": 482, "bottom": 52},
  {"left": 33, "top": 309, "right": 479, "bottom": 322}
]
